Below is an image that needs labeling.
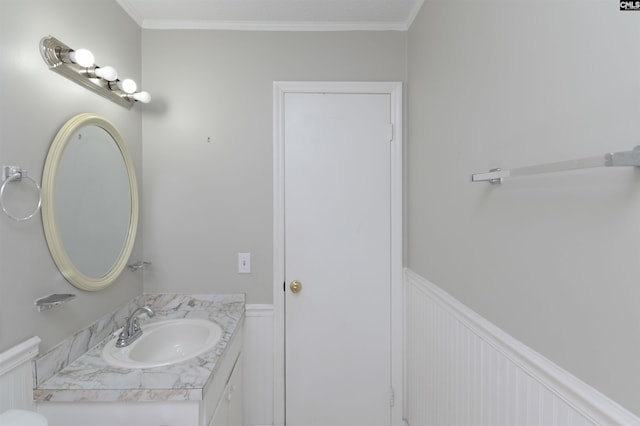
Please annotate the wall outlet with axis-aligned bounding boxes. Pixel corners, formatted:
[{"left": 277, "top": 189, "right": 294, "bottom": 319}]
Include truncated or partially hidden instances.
[{"left": 238, "top": 252, "right": 251, "bottom": 274}]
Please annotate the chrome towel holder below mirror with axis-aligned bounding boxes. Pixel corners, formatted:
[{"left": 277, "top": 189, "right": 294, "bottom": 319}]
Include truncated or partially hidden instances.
[{"left": 0, "top": 165, "right": 42, "bottom": 222}]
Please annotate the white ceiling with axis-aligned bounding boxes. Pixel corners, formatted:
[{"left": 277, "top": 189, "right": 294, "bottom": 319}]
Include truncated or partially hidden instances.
[{"left": 116, "top": 0, "right": 424, "bottom": 31}]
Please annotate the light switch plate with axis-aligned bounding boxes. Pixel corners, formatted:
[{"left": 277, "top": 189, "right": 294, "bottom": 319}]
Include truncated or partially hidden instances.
[{"left": 238, "top": 252, "right": 251, "bottom": 273}]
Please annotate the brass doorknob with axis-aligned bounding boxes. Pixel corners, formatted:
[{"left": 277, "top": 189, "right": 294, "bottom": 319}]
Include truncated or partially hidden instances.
[{"left": 290, "top": 280, "right": 302, "bottom": 293}]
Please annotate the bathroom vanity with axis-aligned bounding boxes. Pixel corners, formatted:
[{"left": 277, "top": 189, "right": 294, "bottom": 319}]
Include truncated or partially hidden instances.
[
  {"left": 30, "top": 114, "right": 245, "bottom": 425},
  {"left": 33, "top": 294, "right": 244, "bottom": 426}
]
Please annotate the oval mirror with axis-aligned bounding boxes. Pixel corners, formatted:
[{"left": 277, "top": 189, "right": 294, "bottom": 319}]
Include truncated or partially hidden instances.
[{"left": 42, "top": 113, "right": 139, "bottom": 291}]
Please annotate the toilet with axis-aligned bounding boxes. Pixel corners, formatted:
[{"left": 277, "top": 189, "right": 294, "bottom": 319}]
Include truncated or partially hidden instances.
[{"left": 0, "top": 409, "right": 48, "bottom": 426}]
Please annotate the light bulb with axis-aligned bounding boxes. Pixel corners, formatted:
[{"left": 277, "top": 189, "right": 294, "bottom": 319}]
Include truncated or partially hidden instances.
[
  {"left": 93, "top": 66, "right": 118, "bottom": 82},
  {"left": 132, "top": 91, "right": 151, "bottom": 103},
  {"left": 117, "top": 78, "right": 137, "bottom": 94},
  {"left": 68, "top": 49, "right": 94, "bottom": 68}
]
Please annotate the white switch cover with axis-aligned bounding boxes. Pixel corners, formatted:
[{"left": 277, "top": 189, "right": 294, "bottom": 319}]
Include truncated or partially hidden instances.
[{"left": 238, "top": 252, "right": 251, "bottom": 273}]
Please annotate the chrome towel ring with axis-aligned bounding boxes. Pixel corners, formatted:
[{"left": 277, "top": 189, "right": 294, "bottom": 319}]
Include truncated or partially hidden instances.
[{"left": 0, "top": 166, "right": 42, "bottom": 222}]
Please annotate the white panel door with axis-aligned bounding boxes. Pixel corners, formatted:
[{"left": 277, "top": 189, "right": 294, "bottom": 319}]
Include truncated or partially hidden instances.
[{"left": 284, "top": 92, "right": 392, "bottom": 426}]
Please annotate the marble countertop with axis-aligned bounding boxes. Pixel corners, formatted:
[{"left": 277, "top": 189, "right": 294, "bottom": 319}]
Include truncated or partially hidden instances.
[{"left": 34, "top": 294, "right": 245, "bottom": 403}]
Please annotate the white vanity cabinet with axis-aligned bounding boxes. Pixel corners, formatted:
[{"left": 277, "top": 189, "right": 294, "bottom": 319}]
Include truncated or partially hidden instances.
[
  {"left": 37, "top": 321, "right": 244, "bottom": 426},
  {"left": 210, "top": 395, "right": 228, "bottom": 426},
  {"left": 209, "top": 355, "right": 243, "bottom": 426},
  {"left": 227, "top": 355, "right": 243, "bottom": 426}
]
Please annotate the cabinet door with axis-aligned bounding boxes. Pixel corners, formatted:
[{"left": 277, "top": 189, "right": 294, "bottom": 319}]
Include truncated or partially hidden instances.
[
  {"left": 208, "top": 390, "right": 229, "bottom": 426},
  {"left": 227, "top": 356, "right": 243, "bottom": 426}
]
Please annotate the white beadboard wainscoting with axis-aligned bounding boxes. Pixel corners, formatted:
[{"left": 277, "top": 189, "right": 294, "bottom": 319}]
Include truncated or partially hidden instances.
[
  {"left": 0, "top": 336, "right": 40, "bottom": 412},
  {"left": 3, "top": 287, "right": 635, "bottom": 425},
  {"left": 404, "top": 268, "right": 640, "bottom": 426},
  {"left": 244, "top": 304, "right": 275, "bottom": 426}
]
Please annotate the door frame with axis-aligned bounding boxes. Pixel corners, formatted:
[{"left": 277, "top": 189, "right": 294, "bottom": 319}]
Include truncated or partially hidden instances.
[{"left": 272, "top": 81, "right": 404, "bottom": 426}]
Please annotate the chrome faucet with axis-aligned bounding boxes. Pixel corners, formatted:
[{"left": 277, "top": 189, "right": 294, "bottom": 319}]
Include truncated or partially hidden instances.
[{"left": 116, "top": 305, "right": 155, "bottom": 348}]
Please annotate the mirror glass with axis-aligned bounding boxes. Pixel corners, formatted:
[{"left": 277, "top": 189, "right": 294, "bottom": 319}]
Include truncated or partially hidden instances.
[{"left": 42, "top": 113, "right": 138, "bottom": 291}]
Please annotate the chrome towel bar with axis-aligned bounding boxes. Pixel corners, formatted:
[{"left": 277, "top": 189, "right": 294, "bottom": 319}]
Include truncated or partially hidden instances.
[{"left": 471, "top": 146, "right": 640, "bottom": 184}]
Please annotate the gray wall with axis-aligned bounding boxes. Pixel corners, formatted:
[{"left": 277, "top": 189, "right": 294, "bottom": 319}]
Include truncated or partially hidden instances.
[
  {"left": 0, "top": 0, "right": 143, "bottom": 353},
  {"left": 141, "top": 30, "right": 407, "bottom": 303},
  {"left": 408, "top": 0, "right": 640, "bottom": 415}
]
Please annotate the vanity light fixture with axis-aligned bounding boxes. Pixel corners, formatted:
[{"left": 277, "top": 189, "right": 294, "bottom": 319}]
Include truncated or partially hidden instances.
[{"left": 39, "top": 35, "right": 151, "bottom": 109}]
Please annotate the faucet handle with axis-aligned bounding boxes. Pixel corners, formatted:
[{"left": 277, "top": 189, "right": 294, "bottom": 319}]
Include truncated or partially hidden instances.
[
  {"left": 116, "top": 328, "right": 130, "bottom": 347},
  {"left": 131, "top": 317, "right": 141, "bottom": 332}
]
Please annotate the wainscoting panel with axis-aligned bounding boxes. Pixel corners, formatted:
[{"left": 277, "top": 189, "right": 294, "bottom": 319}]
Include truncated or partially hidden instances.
[
  {"left": 404, "top": 269, "right": 639, "bottom": 426},
  {"left": 244, "top": 304, "right": 274, "bottom": 426},
  {"left": 0, "top": 336, "right": 40, "bottom": 413}
]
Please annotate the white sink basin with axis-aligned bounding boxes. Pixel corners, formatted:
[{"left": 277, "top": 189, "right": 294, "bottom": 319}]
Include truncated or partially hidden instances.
[{"left": 102, "top": 318, "right": 223, "bottom": 368}]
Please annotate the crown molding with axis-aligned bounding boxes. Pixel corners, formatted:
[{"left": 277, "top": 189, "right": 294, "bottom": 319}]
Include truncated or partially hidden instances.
[{"left": 140, "top": 19, "right": 410, "bottom": 31}]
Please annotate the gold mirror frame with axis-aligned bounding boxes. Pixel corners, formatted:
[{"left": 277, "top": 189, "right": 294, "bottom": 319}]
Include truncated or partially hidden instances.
[{"left": 42, "top": 113, "right": 139, "bottom": 291}]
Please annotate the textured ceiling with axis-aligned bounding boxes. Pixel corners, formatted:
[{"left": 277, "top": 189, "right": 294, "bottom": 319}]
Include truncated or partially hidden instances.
[{"left": 116, "top": 0, "right": 424, "bottom": 30}]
